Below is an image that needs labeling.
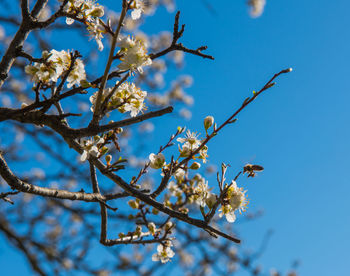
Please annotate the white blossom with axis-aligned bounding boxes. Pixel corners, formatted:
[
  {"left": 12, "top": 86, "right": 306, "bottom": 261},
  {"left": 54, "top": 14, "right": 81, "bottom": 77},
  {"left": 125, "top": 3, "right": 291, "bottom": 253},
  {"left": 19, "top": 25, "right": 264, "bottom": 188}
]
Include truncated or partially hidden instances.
[
  {"left": 226, "top": 181, "right": 248, "bottom": 214},
  {"left": 117, "top": 36, "right": 152, "bottom": 73},
  {"left": 130, "top": 0, "right": 144, "bottom": 20},
  {"left": 78, "top": 136, "right": 104, "bottom": 162},
  {"left": 194, "top": 179, "right": 211, "bottom": 207},
  {"left": 147, "top": 222, "right": 157, "bottom": 235},
  {"left": 174, "top": 168, "right": 185, "bottom": 182},
  {"left": 168, "top": 181, "right": 183, "bottom": 197},
  {"left": 89, "top": 82, "right": 147, "bottom": 117},
  {"left": 60, "top": 0, "right": 104, "bottom": 25},
  {"left": 66, "top": 59, "right": 86, "bottom": 88},
  {"left": 149, "top": 153, "right": 165, "bottom": 169},
  {"left": 219, "top": 181, "right": 249, "bottom": 223},
  {"left": 199, "top": 145, "right": 209, "bottom": 163},
  {"left": 152, "top": 243, "right": 175, "bottom": 263},
  {"left": 177, "top": 130, "right": 201, "bottom": 149},
  {"left": 87, "top": 19, "right": 105, "bottom": 51},
  {"left": 219, "top": 204, "right": 237, "bottom": 223},
  {"left": 25, "top": 49, "right": 86, "bottom": 87}
]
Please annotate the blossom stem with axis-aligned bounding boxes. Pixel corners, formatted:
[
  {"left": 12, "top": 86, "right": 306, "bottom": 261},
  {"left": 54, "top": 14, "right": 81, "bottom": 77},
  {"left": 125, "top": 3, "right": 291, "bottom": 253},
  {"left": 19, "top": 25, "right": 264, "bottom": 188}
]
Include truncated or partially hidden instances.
[
  {"left": 91, "top": 0, "right": 128, "bottom": 125},
  {"left": 175, "top": 68, "right": 292, "bottom": 170}
]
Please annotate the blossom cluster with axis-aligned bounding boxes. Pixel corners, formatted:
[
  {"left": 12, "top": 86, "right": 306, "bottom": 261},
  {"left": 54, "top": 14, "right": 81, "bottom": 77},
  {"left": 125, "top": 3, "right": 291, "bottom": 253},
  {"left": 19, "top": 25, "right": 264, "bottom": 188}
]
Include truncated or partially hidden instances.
[
  {"left": 116, "top": 209, "right": 176, "bottom": 264},
  {"left": 177, "top": 130, "right": 208, "bottom": 163},
  {"left": 60, "top": 0, "right": 105, "bottom": 50},
  {"left": 152, "top": 241, "right": 175, "bottom": 263},
  {"left": 90, "top": 81, "right": 147, "bottom": 117},
  {"left": 219, "top": 181, "right": 249, "bottom": 223},
  {"left": 60, "top": 0, "right": 104, "bottom": 25},
  {"left": 25, "top": 49, "right": 86, "bottom": 88},
  {"left": 130, "top": 0, "right": 144, "bottom": 20},
  {"left": 78, "top": 135, "right": 105, "bottom": 162},
  {"left": 117, "top": 36, "right": 152, "bottom": 73},
  {"left": 147, "top": 115, "right": 249, "bottom": 225}
]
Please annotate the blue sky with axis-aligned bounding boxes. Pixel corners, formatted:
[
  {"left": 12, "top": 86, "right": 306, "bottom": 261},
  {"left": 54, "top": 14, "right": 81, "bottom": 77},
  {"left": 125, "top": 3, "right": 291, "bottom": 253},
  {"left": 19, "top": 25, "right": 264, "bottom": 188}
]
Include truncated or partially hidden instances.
[
  {"left": 172, "top": 0, "right": 350, "bottom": 275},
  {"left": 1, "top": 0, "right": 350, "bottom": 275},
  {"left": 148, "top": 0, "right": 350, "bottom": 275}
]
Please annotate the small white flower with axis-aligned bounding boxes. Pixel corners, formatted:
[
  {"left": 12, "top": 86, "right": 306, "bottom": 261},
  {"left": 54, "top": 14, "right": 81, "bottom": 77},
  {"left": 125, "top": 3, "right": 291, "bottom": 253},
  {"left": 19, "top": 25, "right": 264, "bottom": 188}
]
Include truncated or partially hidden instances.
[
  {"left": 117, "top": 36, "right": 152, "bottom": 73},
  {"left": 79, "top": 136, "right": 104, "bottom": 162},
  {"left": 149, "top": 153, "right": 165, "bottom": 169},
  {"left": 67, "top": 59, "right": 86, "bottom": 88},
  {"left": 219, "top": 181, "right": 248, "bottom": 223},
  {"left": 152, "top": 244, "right": 175, "bottom": 263},
  {"left": 219, "top": 205, "right": 236, "bottom": 223},
  {"left": 89, "top": 82, "right": 147, "bottom": 117},
  {"left": 174, "top": 168, "right": 185, "bottom": 182},
  {"left": 178, "top": 143, "right": 191, "bottom": 157},
  {"left": 199, "top": 145, "right": 209, "bottom": 163},
  {"left": 177, "top": 130, "right": 201, "bottom": 149},
  {"left": 147, "top": 222, "right": 156, "bottom": 235},
  {"left": 131, "top": 9, "right": 142, "bottom": 20},
  {"left": 87, "top": 19, "right": 105, "bottom": 51},
  {"left": 226, "top": 181, "right": 248, "bottom": 214},
  {"left": 168, "top": 181, "right": 183, "bottom": 197},
  {"left": 130, "top": 0, "right": 144, "bottom": 20},
  {"left": 194, "top": 180, "right": 210, "bottom": 207},
  {"left": 118, "top": 36, "right": 136, "bottom": 49}
]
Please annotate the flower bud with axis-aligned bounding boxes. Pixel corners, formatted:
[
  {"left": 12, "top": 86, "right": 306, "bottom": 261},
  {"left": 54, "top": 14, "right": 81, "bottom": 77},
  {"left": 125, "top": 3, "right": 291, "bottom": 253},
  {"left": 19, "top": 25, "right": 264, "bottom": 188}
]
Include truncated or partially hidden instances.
[
  {"left": 204, "top": 116, "right": 214, "bottom": 131},
  {"left": 105, "top": 154, "right": 112, "bottom": 165},
  {"left": 89, "top": 6, "right": 104, "bottom": 17},
  {"left": 128, "top": 200, "right": 139, "bottom": 209},
  {"left": 206, "top": 193, "right": 217, "bottom": 209},
  {"left": 149, "top": 153, "right": 165, "bottom": 169},
  {"left": 177, "top": 126, "right": 185, "bottom": 133},
  {"left": 189, "top": 162, "right": 201, "bottom": 170},
  {"left": 174, "top": 168, "right": 185, "bottom": 182},
  {"left": 152, "top": 208, "right": 159, "bottom": 215},
  {"left": 100, "top": 146, "right": 108, "bottom": 156},
  {"left": 179, "top": 144, "right": 191, "bottom": 157},
  {"left": 165, "top": 221, "right": 173, "bottom": 231},
  {"left": 147, "top": 222, "right": 156, "bottom": 235},
  {"left": 179, "top": 207, "right": 189, "bottom": 214},
  {"left": 164, "top": 240, "right": 173, "bottom": 247},
  {"left": 80, "top": 79, "right": 91, "bottom": 88},
  {"left": 135, "top": 225, "right": 142, "bottom": 236}
]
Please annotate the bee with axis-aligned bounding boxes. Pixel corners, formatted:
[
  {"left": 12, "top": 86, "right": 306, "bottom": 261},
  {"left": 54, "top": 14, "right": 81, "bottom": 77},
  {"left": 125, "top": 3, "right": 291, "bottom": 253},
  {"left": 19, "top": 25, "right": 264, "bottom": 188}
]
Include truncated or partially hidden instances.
[{"left": 243, "top": 164, "right": 264, "bottom": 178}]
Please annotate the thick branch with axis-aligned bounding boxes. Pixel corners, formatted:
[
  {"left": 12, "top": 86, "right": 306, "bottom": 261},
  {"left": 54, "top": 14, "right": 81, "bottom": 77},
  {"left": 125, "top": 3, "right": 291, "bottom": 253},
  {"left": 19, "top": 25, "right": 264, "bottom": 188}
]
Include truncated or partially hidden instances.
[
  {"left": 0, "top": 106, "right": 174, "bottom": 139},
  {"left": 0, "top": 153, "right": 130, "bottom": 202}
]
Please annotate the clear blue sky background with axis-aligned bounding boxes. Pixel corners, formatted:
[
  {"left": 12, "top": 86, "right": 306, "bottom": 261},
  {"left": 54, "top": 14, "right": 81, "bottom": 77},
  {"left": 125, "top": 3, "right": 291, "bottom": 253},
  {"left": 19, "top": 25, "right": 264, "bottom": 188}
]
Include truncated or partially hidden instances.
[
  {"left": 173, "top": 0, "right": 350, "bottom": 275},
  {"left": 1, "top": 0, "right": 350, "bottom": 275}
]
